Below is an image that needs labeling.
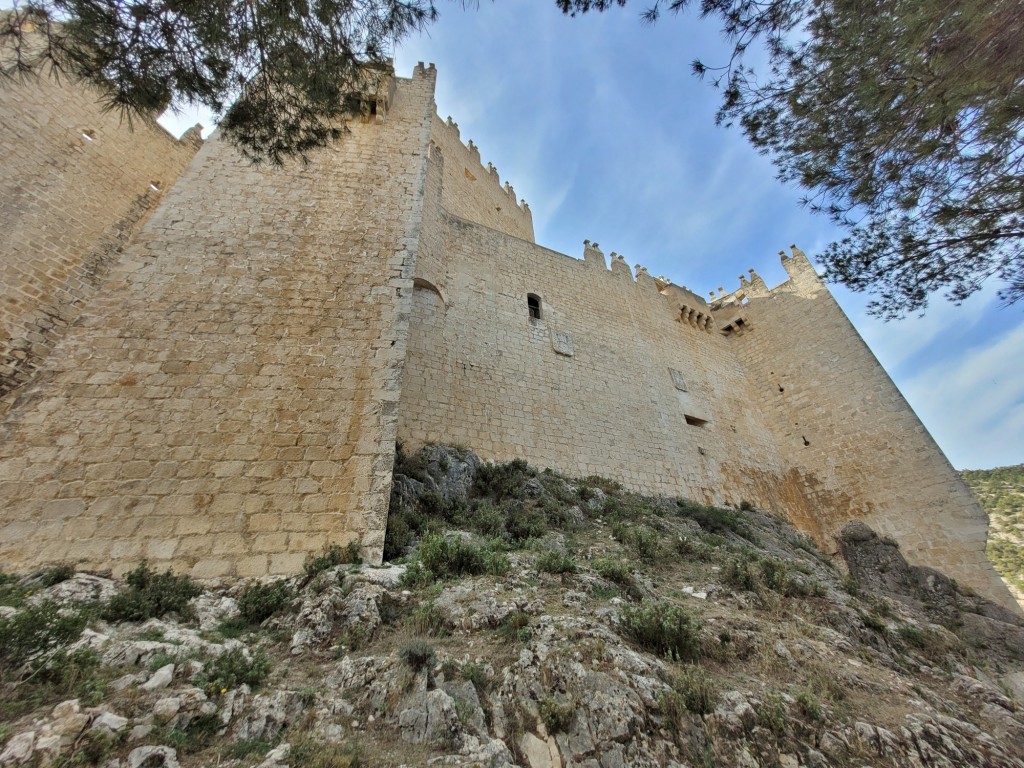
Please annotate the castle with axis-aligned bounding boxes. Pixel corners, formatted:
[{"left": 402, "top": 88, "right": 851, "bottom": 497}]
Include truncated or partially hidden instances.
[{"left": 0, "top": 59, "right": 1016, "bottom": 610}]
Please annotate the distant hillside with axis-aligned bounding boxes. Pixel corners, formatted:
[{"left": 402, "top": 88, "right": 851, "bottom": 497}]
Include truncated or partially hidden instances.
[{"left": 962, "top": 465, "right": 1024, "bottom": 597}]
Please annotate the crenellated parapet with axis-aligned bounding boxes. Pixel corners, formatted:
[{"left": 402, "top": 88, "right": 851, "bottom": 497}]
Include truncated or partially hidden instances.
[{"left": 429, "top": 113, "right": 533, "bottom": 230}]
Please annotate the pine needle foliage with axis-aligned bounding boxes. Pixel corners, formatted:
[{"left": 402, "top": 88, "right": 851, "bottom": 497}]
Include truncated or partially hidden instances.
[
  {"left": 1, "top": 0, "right": 437, "bottom": 164},
  {"left": 556, "top": 0, "right": 1024, "bottom": 317}
]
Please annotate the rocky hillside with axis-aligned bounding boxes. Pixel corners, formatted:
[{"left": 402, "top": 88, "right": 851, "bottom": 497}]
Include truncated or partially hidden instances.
[
  {"left": 2, "top": 446, "right": 1024, "bottom": 768},
  {"left": 962, "top": 465, "right": 1024, "bottom": 601}
]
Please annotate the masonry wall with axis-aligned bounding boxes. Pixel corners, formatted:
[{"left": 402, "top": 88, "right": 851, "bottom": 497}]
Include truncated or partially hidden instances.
[
  {"left": 398, "top": 187, "right": 806, "bottom": 515},
  {"left": 0, "top": 66, "right": 438, "bottom": 578},
  {"left": 721, "top": 250, "right": 1014, "bottom": 607},
  {"left": 428, "top": 114, "right": 534, "bottom": 241},
  {"left": 0, "top": 66, "right": 201, "bottom": 411}
]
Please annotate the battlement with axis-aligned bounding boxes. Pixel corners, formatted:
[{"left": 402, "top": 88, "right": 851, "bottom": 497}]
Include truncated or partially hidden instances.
[{"left": 428, "top": 112, "right": 534, "bottom": 241}]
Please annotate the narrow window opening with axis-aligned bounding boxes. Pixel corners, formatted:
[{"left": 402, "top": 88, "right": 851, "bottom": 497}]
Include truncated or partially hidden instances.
[
  {"left": 527, "top": 294, "right": 542, "bottom": 320},
  {"left": 684, "top": 415, "right": 708, "bottom": 427},
  {"left": 735, "top": 318, "right": 745, "bottom": 327}
]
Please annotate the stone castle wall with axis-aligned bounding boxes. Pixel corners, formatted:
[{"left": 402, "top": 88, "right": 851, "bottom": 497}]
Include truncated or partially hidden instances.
[
  {"left": 397, "top": 134, "right": 1014, "bottom": 607},
  {"left": 0, "top": 62, "right": 1014, "bottom": 608},
  {"left": 0, "top": 63, "right": 201, "bottom": 411},
  {"left": 428, "top": 115, "right": 534, "bottom": 242},
  {"left": 0, "top": 66, "right": 437, "bottom": 578},
  {"left": 718, "top": 251, "right": 1002, "bottom": 600},
  {"left": 398, "top": 151, "right": 801, "bottom": 513}
]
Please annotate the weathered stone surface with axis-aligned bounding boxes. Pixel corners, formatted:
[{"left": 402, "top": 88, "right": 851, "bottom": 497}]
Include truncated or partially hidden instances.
[
  {"left": 127, "top": 746, "right": 180, "bottom": 768},
  {"left": 141, "top": 664, "right": 175, "bottom": 692}
]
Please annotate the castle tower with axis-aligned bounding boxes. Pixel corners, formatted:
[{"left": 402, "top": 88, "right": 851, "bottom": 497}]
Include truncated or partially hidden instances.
[{"left": 0, "top": 64, "right": 439, "bottom": 576}]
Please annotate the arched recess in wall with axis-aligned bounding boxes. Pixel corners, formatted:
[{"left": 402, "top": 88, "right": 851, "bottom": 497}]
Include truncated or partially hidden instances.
[{"left": 411, "top": 278, "right": 446, "bottom": 324}]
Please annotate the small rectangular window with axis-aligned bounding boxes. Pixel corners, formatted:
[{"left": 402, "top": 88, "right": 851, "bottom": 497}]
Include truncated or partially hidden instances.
[{"left": 527, "top": 294, "right": 542, "bottom": 320}]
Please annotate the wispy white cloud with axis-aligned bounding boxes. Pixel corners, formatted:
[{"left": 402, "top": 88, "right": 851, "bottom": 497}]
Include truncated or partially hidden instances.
[{"left": 901, "top": 321, "right": 1024, "bottom": 468}]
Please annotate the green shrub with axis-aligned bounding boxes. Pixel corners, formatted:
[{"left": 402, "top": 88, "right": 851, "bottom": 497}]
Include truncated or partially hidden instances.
[
  {"left": 220, "top": 740, "right": 275, "bottom": 761},
  {"left": 288, "top": 738, "right": 362, "bottom": 768},
  {"left": 461, "top": 663, "right": 490, "bottom": 691},
  {"left": 538, "top": 696, "right": 574, "bottom": 733},
  {"left": 497, "top": 610, "right": 532, "bottom": 643},
  {"left": 841, "top": 574, "right": 860, "bottom": 596},
  {"left": 862, "top": 611, "right": 887, "bottom": 633},
  {"left": 0, "top": 573, "right": 32, "bottom": 608},
  {"left": 304, "top": 542, "right": 362, "bottom": 578},
  {"left": 37, "top": 564, "right": 75, "bottom": 588},
  {"left": 0, "top": 601, "right": 91, "bottom": 675},
  {"left": 722, "top": 554, "right": 821, "bottom": 598},
  {"left": 758, "top": 692, "right": 787, "bottom": 735},
  {"left": 474, "top": 459, "right": 535, "bottom": 499},
  {"left": 611, "top": 523, "right": 661, "bottom": 560},
  {"left": 722, "top": 557, "right": 759, "bottom": 593},
  {"left": 103, "top": 563, "right": 201, "bottom": 623},
  {"left": 407, "top": 602, "right": 448, "bottom": 637},
  {"left": 159, "top": 712, "right": 223, "bottom": 754},
  {"left": 64, "top": 729, "right": 118, "bottom": 766},
  {"left": 898, "top": 625, "right": 960, "bottom": 658},
  {"left": 502, "top": 503, "right": 549, "bottom": 544},
  {"left": 676, "top": 500, "right": 749, "bottom": 538},
  {"left": 594, "top": 557, "right": 631, "bottom": 584},
  {"left": 795, "top": 688, "right": 824, "bottom": 722},
  {"left": 620, "top": 601, "right": 702, "bottom": 662},
  {"left": 536, "top": 550, "right": 576, "bottom": 574},
  {"left": 403, "top": 533, "right": 509, "bottom": 585},
  {"left": 581, "top": 475, "right": 623, "bottom": 495},
  {"left": 399, "top": 641, "right": 436, "bottom": 671},
  {"left": 238, "top": 580, "right": 294, "bottom": 625},
  {"left": 659, "top": 666, "right": 718, "bottom": 721},
  {"left": 198, "top": 648, "right": 271, "bottom": 694}
]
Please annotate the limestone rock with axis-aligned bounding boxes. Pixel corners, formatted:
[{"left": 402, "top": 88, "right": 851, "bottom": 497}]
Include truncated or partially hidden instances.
[
  {"left": 398, "top": 689, "right": 459, "bottom": 745},
  {"left": 0, "top": 732, "right": 35, "bottom": 766},
  {"left": 141, "top": 664, "right": 175, "bottom": 691},
  {"left": 126, "top": 746, "right": 180, "bottom": 768}
]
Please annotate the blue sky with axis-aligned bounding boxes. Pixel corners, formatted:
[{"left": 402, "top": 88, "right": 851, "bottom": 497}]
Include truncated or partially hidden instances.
[{"left": 157, "top": 1, "right": 1023, "bottom": 469}]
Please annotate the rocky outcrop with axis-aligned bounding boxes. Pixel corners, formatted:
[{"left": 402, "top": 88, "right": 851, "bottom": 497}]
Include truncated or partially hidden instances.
[{"left": 0, "top": 447, "right": 1022, "bottom": 767}]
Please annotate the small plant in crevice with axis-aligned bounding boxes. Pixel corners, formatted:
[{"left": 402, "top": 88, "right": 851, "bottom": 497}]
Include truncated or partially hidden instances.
[
  {"left": 611, "top": 522, "right": 661, "bottom": 560},
  {"left": 406, "top": 601, "right": 448, "bottom": 637},
  {"left": 304, "top": 542, "right": 362, "bottom": 579},
  {"left": 795, "top": 688, "right": 824, "bottom": 722},
  {"left": 102, "top": 562, "right": 201, "bottom": 623},
  {"left": 219, "top": 739, "right": 276, "bottom": 762},
  {"left": 594, "top": 556, "right": 631, "bottom": 584},
  {"left": 461, "top": 662, "right": 490, "bottom": 692},
  {"left": 659, "top": 665, "right": 718, "bottom": 718},
  {"left": 399, "top": 641, "right": 436, "bottom": 671},
  {"left": 158, "top": 712, "right": 223, "bottom": 755},
  {"left": 237, "top": 580, "right": 295, "bottom": 625},
  {"left": 538, "top": 695, "right": 574, "bottom": 734},
  {"left": 35, "top": 563, "right": 75, "bottom": 588},
  {"left": 497, "top": 610, "right": 532, "bottom": 643},
  {"left": 758, "top": 692, "right": 788, "bottom": 736}
]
